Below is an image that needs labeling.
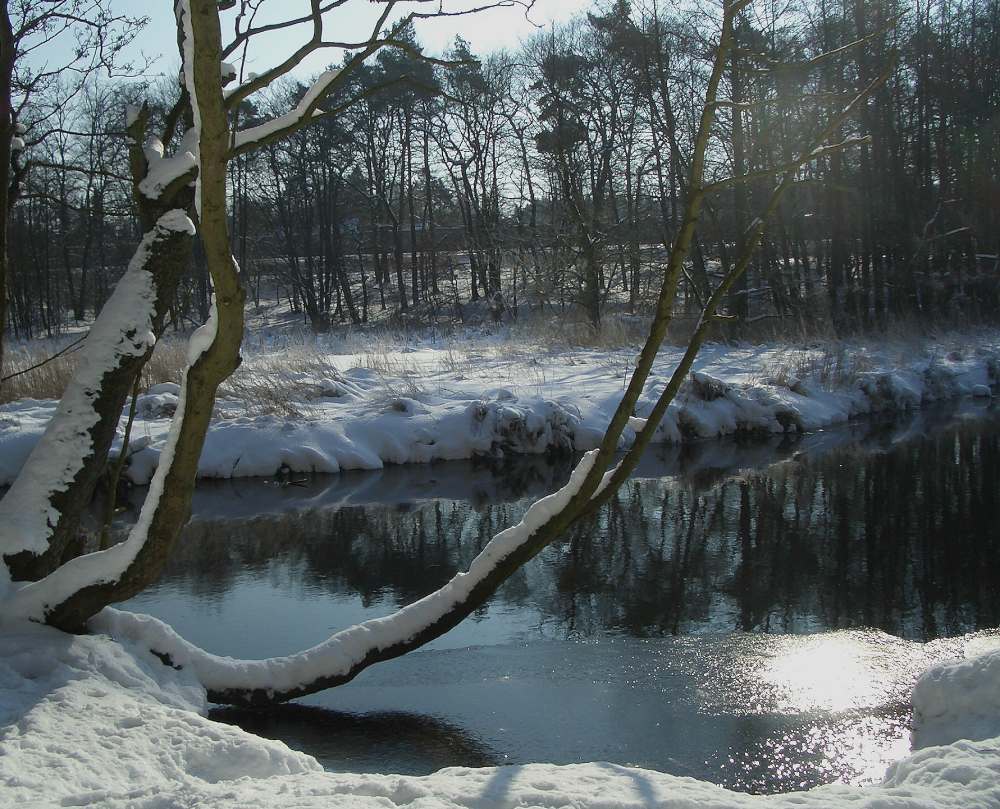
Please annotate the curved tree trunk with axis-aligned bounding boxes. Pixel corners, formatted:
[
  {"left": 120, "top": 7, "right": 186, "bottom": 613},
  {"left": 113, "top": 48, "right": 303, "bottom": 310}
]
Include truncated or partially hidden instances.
[
  {"left": 84, "top": 0, "right": 752, "bottom": 707},
  {"left": 91, "top": 2, "right": 890, "bottom": 709}
]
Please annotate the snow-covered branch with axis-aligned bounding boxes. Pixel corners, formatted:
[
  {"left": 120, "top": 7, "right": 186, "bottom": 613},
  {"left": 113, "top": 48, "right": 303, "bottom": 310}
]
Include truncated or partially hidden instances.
[
  {"left": 231, "top": 68, "right": 341, "bottom": 152},
  {"left": 90, "top": 450, "right": 601, "bottom": 705}
]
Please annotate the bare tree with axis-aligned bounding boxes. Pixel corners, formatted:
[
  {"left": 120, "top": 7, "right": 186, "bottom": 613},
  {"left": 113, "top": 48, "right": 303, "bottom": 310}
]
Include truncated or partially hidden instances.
[
  {"left": 0, "top": 0, "right": 146, "bottom": 386},
  {"left": 0, "top": 0, "right": 530, "bottom": 615},
  {"left": 0, "top": 0, "right": 888, "bottom": 713}
]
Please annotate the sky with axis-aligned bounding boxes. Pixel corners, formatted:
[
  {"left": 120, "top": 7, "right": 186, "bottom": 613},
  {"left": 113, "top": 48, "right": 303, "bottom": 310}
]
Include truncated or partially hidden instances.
[{"left": 114, "top": 0, "right": 594, "bottom": 83}]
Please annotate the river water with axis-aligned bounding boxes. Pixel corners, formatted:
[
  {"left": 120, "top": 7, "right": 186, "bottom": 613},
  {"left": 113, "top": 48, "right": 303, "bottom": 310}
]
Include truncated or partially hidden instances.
[{"left": 119, "top": 401, "right": 1000, "bottom": 793}]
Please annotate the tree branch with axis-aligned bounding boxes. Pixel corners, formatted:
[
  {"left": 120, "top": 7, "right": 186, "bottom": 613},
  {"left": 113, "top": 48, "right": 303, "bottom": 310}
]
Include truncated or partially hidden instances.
[{"left": 702, "top": 136, "right": 873, "bottom": 194}]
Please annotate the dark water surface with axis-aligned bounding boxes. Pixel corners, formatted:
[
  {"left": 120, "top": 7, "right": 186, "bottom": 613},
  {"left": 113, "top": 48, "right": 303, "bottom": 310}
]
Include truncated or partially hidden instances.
[{"left": 120, "top": 402, "right": 1000, "bottom": 793}]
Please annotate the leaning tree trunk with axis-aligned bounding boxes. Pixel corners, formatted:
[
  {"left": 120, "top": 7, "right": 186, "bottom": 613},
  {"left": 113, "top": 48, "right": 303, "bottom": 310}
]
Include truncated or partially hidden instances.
[
  {"left": 0, "top": 104, "right": 196, "bottom": 584},
  {"left": 91, "top": 0, "right": 759, "bottom": 707},
  {"left": 28, "top": 0, "right": 245, "bottom": 631}
]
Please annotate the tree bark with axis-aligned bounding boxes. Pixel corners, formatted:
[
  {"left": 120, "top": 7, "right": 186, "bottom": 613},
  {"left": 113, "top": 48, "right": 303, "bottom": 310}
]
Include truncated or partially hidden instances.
[{"left": 0, "top": 2, "right": 14, "bottom": 389}]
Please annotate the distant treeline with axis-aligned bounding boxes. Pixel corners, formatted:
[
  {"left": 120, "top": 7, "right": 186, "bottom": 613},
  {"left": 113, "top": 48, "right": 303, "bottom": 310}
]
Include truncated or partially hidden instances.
[{"left": 9, "top": 0, "right": 1000, "bottom": 336}]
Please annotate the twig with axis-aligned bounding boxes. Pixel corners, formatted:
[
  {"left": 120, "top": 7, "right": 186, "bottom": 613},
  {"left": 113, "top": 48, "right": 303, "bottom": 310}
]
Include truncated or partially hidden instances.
[
  {"left": 1, "top": 334, "right": 88, "bottom": 383},
  {"left": 99, "top": 371, "right": 143, "bottom": 551}
]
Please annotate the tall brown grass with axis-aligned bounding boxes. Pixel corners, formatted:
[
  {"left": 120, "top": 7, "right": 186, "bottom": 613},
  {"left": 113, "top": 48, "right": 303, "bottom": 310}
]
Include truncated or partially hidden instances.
[{"left": 1, "top": 340, "right": 188, "bottom": 405}]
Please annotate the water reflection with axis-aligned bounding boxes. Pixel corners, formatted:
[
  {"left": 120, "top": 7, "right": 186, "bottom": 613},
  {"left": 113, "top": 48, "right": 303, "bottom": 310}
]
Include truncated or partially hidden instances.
[
  {"left": 712, "top": 712, "right": 912, "bottom": 792},
  {"left": 211, "top": 704, "right": 497, "bottom": 774},
  {"left": 117, "top": 402, "right": 1000, "bottom": 793},
  {"left": 125, "top": 403, "right": 1000, "bottom": 643},
  {"left": 761, "top": 634, "right": 888, "bottom": 713},
  {"left": 533, "top": 405, "right": 1000, "bottom": 641}
]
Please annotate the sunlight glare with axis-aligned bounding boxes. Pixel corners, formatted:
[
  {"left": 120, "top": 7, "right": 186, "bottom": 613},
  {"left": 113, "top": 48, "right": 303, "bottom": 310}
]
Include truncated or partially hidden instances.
[{"left": 761, "top": 634, "right": 892, "bottom": 714}]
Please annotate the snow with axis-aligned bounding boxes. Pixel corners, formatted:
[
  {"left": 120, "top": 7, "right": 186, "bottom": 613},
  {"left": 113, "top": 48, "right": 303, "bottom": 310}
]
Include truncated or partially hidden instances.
[
  {"left": 136, "top": 128, "right": 198, "bottom": 199},
  {"left": 124, "top": 103, "right": 142, "bottom": 127},
  {"left": 0, "top": 622, "right": 320, "bottom": 806},
  {"left": 1, "top": 330, "right": 997, "bottom": 625},
  {"left": 177, "top": 0, "right": 202, "bottom": 218},
  {"left": 10, "top": 136, "right": 25, "bottom": 151},
  {"left": 187, "top": 298, "right": 218, "bottom": 365},
  {"left": 911, "top": 643, "right": 1000, "bottom": 749},
  {"left": 3, "top": 619, "right": 1000, "bottom": 807}
]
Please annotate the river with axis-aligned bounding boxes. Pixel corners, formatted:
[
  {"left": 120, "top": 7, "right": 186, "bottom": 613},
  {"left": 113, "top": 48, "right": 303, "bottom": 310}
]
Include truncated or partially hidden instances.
[{"left": 118, "top": 401, "right": 1000, "bottom": 793}]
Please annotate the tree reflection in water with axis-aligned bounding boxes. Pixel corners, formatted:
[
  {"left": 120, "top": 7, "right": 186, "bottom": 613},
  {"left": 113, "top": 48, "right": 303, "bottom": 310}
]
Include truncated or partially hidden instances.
[
  {"left": 126, "top": 403, "right": 1000, "bottom": 643},
  {"left": 211, "top": 704, "right": 497, "bottom": 774}
]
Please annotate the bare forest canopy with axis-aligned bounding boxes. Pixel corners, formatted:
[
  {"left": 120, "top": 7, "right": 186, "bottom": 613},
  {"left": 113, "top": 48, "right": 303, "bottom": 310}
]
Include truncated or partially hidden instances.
[{"left": 7, "top": 0, "right": 1000, "bottom": 340}]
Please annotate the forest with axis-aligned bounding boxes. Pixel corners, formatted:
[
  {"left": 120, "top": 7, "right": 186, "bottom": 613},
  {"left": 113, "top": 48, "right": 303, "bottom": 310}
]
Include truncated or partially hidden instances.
[{"left": 7, "top": 0, "right": 999, "bottom": 343}]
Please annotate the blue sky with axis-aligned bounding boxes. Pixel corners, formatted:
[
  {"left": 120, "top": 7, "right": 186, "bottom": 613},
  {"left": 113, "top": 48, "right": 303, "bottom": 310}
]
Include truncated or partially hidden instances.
[{"left": 112, "top": 0, "right": 592, "bottom": 82}]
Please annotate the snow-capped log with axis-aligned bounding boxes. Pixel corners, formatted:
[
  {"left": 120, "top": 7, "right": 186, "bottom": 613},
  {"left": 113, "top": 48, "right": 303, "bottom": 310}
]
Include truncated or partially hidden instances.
[{"left": 0, "top": 209, "right": 195, "bottom": 586}]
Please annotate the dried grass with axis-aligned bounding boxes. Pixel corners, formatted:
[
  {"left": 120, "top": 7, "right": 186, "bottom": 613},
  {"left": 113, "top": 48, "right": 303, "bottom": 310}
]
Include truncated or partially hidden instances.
[
  {"left": 1, "top": 338, "right": 188, "bottom": 405},
  {"left": 757, "top": 342, "right": 877, "bottom": 391}
]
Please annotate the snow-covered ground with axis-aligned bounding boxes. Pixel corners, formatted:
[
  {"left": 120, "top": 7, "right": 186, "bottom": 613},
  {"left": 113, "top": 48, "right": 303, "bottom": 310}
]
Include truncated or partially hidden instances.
[
  {"left": 1, "top": 330, "right": 998, "bottom": 487},
  {"left": 2, "top": 620, "right": 1000, "bottom": 807}
]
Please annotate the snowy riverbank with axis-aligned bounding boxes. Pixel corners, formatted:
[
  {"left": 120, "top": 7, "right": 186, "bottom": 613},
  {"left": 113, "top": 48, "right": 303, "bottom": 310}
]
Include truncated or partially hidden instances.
[
  {"left": 1, "top": 620, "right": 1000, "bottom": 807},
  {"left": 1, "top": 331, "right": 998, "bottom": 487}
]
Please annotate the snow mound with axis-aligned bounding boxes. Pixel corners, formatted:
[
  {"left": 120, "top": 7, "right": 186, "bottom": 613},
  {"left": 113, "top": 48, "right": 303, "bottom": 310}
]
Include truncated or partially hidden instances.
[
  {"left": 0, "top": 622, "right": 319, "bottom": 807},
  {"left": 911, "top": 641, "right": 1000, "bottom": 750}
]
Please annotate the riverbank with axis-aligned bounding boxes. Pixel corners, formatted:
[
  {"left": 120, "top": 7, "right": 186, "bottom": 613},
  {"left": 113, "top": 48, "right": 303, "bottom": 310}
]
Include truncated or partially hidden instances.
[{"left": 1, "top": 330, "right": 997, "bottom": 486}]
